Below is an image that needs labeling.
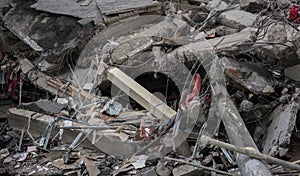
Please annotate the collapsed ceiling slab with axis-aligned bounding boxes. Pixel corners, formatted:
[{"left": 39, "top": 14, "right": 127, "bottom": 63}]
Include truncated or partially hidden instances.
[
  {"left": 34, "top": 0, "right": 100, "bottom": 19},
  {"left": 96, "top": 0, "right": 159, "bottom": 15},
  {"left": 3, "top": 0, "right": 82, "bottom": 62}
]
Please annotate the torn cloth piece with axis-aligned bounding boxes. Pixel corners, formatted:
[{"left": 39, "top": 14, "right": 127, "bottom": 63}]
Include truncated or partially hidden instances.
[
  {"left": 0, "top": 51, "right": 2, "bottom": 62},
  {"left": 5, "top": 72, "right": 20, "bottom": 99},
  {"left": 97, "top": 59, "right": 105, "bottom": 75},
  {"left": 180, "top": 74, "right": 201, "bottom": 109}
]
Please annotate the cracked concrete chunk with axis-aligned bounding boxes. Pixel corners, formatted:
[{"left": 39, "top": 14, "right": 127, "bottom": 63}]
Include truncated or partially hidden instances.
[
  {"left": 257, "top": 22, "right": 299, "bottom": 64},
  {"left": 176, "top": 29, "right": 253, "bottom": 61},
  {"left": 208, "top": 0, "right": 228, "bottom": 11},
  {"left": 34, "top": 0, "right": 99, "bottom": 19},
  {"left": 188, "top": 0, "right": 210, "bottom": 4},
  {"left": 262, "top": 102, "right": 299, "bottom": 156},
  {"left": 20, "top": 100, "right": 66, "bottom": 115},
  {"left": 219, "top": 9, "right": 257, "bottom": 29},
  {"left": 96, "top": 0, "right": 159, "bottom": 15},
  {"left": 156, "top": 161, "right": 171, "bottom": 176},
  {"left": 215, "top": 26, "right": 239, "bottom": 36},
  {"left": 240, "top": 0, "right": 267, "bottom": 12},
  {"left": 4, "top": 0, "right": 82, "bottom": 62},
  {"left": 285, "top": 64, "right": 300, "bottom": 81},
  {"left": 220, "top": 57, "right": 274, "bottom": 94},
  {"left": 172, "top": 164, "right": 203, "bottom": 176},
  {"left": 0, "top": 0, "right": 12, "bottom": 8},
  {"left": 143, "top": 166, "right": 157, "bottom": 176},
  {"left": 111, "top": 36, "right": 153, "bottom": 64}
]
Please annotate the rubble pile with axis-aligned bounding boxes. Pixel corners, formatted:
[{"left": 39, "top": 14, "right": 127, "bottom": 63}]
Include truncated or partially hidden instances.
[{"left": 1, "top": 0, "right": 300, "bottom": 175}]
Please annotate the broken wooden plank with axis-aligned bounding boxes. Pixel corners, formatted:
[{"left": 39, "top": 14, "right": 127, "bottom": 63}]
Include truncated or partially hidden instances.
[
  {"left": 20, "top": 59, "right": 93, "bottom": 104},
  {"left": 96, "top": 0, "right": 160, "bottom": 15},
  {"left": 107, "top": 68, "right": 177, "bottom": 123},
  {"left": 172, "top": 164, "right": 204, "bottom": 176},
  {"left": 47, "top": 79, "right": 93, "bottom": 101}
]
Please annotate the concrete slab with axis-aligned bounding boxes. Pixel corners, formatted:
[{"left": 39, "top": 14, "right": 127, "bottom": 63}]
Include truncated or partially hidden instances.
[
  {"left": 172, "top": 165, "right": 203, "bottom": 176},
  {"left": 263, "top": 102, "right": 299, "bottom": 156},
  {"left": 35, "top": 0, "right": 99, "bottom": 19},
  {"left": 96, "top": 0, "right": 159, "bottom": 15},
  {"left": 219, "top": 9, "right": 257, "bottom": 29}
]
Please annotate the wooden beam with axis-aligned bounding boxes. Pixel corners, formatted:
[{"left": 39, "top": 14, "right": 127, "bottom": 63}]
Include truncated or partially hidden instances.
[{"left": 107, "top": 67, "right": 176, "bottom": 123}]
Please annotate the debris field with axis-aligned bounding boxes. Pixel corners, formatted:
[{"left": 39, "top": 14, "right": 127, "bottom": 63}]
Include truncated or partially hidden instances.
[{"left": 1, "top": 0, "right": 300, "bottom": 175}]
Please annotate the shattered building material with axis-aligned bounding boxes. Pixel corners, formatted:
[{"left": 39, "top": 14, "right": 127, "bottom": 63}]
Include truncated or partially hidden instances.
[
  {"left": 220, "top": 57, "right": 274, "bottom": 94},
  {"left": 164, "top": 157, "right": 234, "bottom": 175},
  {"left": 262, "top": 101, "right": 299, "bottom": 157},
  {"left": 207, "top": 0, "right": 228, "bottom": 11},
  {"left": 170, "top": 29, "right": 253, "bottom": 63},
  {"left": 20, "top": 100, "right": 66, "bottom": 115},
  {"left": 155, "top": 161, "right": 171, "bottom": 176},
  {"left": 219, "top": 9, "right": 257, "bottom": 29},
  {"left": 172, "top": 164, "right": 204, "bottom": 176},
  {"left": 163, "top": 37, "right": 271, "bottom": 174},
  {"left": 34, "top": 0, "right": 100, "bottom": 19},
  {"left": 3, "top": 0, "right": 300, "bottom": 175},
  {"left": 240, "top": 0, "right": 264, "bottom": 12},
  {"left": 214, "top": 25, "right": 239, "bottom": 36},
  {"left": 285, "top": 64, "right": 300, "bottom": 81},
  {"left": 20, "top": 59, "right": 93, "bottom": 104},
  {"left": 107, "top": 68, "right": 176, "bottom": 123},
  {"left": 96, "top": 0, "right": 160, "bottom": 15},
  {"left": 206, "top": 59, "right": 272, "bottom": 176},
  {"left": 110, "top": 36, "right": 154, "bottom": 64},
  {"left": 255, "top": 21, "right": 300, "bottom": 68},
  {"left": 3, "top": 0, "right": 83, "bottom": 62},
  {"left": 201, "top": 135, "right": 300, "bottom": 171},
  {"left": 0, "top": 0, "right": 12, "bottom": 8},
  {"left": 8, "top": 108, "right": 95, "bottom": 148},
  {"left": 188, "top": 0, "right": 210, "bottom": 4}
]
